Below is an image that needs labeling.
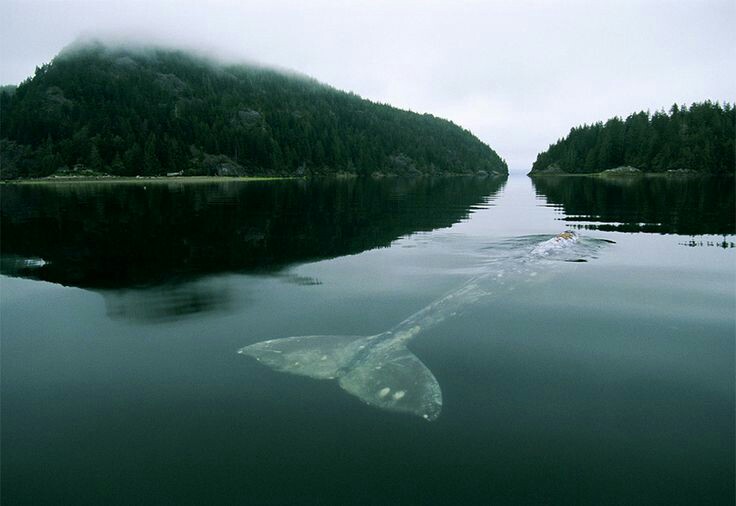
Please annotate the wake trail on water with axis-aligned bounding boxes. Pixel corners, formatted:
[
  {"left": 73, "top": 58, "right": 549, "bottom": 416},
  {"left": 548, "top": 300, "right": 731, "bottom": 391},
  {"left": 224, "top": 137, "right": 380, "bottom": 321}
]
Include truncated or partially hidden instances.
[{"left": 239, "top": 232, "right": 613, "bottom": 421}]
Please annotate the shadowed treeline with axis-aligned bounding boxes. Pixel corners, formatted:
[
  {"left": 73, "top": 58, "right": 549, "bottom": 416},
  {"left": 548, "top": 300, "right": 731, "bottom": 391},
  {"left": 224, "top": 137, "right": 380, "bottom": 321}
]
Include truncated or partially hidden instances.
[
  {"left": 0, "top": 42, "right": 507, "bottom": 179},
  {"left": 0, "top": 176, "right": 506, "bottom": 289},
  {"left": 530, "top": 102, "right": 735, "bottom": 175},
  {"left": 532, "top": 175, "right": 735, "bottom": 236}
]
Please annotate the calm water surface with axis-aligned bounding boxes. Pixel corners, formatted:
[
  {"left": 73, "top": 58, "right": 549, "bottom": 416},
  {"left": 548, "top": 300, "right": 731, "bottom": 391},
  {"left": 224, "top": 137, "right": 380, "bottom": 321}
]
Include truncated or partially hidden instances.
[{"left": 1, "top": 175, "right": 734, "bottom": 505}]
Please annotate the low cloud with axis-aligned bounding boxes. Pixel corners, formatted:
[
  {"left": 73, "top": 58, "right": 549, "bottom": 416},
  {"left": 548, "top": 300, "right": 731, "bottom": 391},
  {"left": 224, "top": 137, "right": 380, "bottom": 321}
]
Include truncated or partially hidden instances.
[{"left": 2, "top": 0, "right": 734, "bottom": 172}]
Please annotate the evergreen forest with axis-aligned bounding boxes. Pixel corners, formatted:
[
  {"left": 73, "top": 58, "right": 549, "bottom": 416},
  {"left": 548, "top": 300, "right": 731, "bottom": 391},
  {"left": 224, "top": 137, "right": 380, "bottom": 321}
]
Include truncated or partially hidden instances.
[
  {"left": 530, "top": 102, "right": 734, "bottom": 175},
  {"left": 0, "top": 41, "right": 508, "bottom": 179}
]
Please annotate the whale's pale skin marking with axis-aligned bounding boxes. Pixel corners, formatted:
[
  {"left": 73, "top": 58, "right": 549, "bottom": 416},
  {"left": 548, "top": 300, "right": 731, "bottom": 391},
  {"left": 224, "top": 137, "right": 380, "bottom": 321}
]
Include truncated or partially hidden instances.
[{"left": 238, "top": 232, "right": 610, "bottom": 421}]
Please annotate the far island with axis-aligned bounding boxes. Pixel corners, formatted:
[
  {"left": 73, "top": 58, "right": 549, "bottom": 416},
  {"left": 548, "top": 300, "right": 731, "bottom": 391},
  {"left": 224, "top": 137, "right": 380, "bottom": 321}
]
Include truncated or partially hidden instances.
[
  {"left": 529, "top": 102, "right": 734, "bottom": 177},
  {"left": 0, "top": 40, "right": 507, "bottom": 180}
]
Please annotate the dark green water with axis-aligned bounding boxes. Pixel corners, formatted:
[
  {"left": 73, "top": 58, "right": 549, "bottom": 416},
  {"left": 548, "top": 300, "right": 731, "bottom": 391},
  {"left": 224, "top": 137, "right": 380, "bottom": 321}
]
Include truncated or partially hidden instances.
[{"left": 1, "top": 175, "right": 734, "bottom": 505}]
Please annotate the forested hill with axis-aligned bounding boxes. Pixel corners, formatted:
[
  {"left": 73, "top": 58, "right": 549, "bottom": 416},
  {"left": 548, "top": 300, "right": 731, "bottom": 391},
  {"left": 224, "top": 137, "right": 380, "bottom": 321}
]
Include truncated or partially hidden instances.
[
  {"left": 0, "top": 41, "right": 507, "bottom": 179},
  {"left": 530, "top": 102, "right": 734, "bottom": 175}
]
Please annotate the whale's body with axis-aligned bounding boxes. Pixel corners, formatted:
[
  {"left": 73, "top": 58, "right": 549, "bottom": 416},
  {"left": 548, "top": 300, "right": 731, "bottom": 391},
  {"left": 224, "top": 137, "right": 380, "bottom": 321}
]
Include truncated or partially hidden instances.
[{"left": 239, "top": 231, "right": 606, "bottom": 421}]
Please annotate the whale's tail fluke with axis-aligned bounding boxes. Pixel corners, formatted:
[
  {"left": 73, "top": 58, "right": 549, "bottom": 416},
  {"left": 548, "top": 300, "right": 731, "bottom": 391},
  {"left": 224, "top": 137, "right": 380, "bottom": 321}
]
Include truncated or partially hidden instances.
[{"left": 239, "top": 334, "right": 443, "bottom": 421}]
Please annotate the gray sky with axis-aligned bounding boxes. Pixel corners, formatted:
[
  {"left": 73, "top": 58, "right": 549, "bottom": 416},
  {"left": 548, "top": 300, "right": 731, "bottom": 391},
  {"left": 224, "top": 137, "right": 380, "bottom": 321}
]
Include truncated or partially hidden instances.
[{"left": 2, "top": 0, "right": 734, "bottom": 172}]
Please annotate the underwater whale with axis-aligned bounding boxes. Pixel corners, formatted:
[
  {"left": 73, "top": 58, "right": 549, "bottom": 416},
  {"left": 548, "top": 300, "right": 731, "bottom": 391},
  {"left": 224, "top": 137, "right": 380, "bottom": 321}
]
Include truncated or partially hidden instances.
[{"left": 239, "top": 231, "right": 609, "bottom": 421}]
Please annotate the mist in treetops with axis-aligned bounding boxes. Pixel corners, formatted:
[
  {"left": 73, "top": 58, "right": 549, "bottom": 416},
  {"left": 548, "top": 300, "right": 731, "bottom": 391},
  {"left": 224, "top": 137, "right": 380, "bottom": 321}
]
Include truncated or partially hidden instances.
[
  {"left": 0, "top": 40, "right": 508, "bottom": 179},
  {"left": 1, "top": 39, "right": 732, "bottom": 180}
]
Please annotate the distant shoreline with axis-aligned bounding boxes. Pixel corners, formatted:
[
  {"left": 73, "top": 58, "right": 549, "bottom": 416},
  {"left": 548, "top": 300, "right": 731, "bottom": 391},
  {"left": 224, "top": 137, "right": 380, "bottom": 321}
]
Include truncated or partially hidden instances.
[
  {"left": 526, "top": 170, "right": 734, "bottom": 178},
  {"left": 1, "top": 172, "right": 508, "bottom": 184},
  {"left": 1, "top": 175, "right": 296, "bottom": 185}
]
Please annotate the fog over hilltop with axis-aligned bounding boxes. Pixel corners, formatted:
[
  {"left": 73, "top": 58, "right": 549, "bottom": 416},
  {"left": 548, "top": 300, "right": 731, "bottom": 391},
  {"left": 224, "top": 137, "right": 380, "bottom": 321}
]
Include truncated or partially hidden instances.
[{"left": 2, "top": 0, "right": 734, "bottom": 172}]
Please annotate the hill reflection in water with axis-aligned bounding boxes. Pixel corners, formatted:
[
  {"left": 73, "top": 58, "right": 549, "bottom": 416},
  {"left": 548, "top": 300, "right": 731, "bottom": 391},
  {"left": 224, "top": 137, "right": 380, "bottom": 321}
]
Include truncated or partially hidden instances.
[
  {"left": 532, "top": 175, "right": 735, "bottom": 237},
  {"left": 1, "top": 177, "right": 506, "bottom": 320}
]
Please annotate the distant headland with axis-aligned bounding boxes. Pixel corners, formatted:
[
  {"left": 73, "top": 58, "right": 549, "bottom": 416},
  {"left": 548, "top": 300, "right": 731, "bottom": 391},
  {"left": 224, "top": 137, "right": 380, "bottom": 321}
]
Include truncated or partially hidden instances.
[
  {"left": 0, "top": 40, "right": 508, "bottom": 180},
  {"left": 528, "top": 102, "right": 734, "bottom": 177}
]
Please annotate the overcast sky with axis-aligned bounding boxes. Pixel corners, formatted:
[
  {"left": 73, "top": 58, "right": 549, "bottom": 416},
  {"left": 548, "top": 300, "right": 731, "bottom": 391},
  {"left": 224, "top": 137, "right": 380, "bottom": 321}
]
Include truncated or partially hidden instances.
[{"left": 1, "top": 0, "right": 734, "bottom": 172}]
